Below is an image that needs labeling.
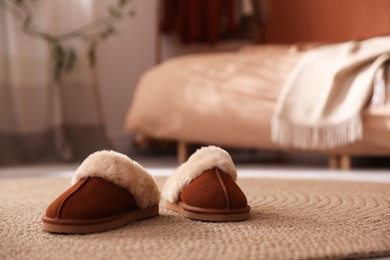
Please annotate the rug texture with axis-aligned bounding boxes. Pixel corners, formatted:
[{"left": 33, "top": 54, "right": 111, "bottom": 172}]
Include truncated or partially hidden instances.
[{"left": 0, "top": 177, "right": 389, "bottom": 260}]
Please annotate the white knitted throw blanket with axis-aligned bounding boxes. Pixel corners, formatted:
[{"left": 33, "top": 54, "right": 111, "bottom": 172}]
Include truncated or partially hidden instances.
[{"left": 272, "top": 36, "right": 390, "bottom": 149}]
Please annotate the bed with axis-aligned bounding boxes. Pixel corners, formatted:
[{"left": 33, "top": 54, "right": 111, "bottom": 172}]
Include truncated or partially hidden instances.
[{"left": 124, "top": 0, "right": 390, "bottom": 169}]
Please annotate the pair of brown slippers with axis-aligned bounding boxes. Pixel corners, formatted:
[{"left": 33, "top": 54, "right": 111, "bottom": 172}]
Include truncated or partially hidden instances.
[{"left": 42, "top": 146, "right": 250, "bottom": 234}]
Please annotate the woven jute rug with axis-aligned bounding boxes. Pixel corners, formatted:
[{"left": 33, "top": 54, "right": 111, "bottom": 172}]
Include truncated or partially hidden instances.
[{"left": 1, "top": 177, "right": 389, "bottom": 260}]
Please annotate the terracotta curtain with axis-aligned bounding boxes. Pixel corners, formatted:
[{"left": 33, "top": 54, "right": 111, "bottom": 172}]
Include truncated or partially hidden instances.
[{"left": 160, "top": 0, "right": 238, "bottom": 44}]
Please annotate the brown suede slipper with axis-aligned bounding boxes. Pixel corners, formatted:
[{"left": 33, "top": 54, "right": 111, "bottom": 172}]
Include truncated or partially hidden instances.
[
  {"left": 42, "top": 150, "right": 160, "bottom": 234},
  {"left": 162, "top": 146, "right": 250, "bottom": 222}
]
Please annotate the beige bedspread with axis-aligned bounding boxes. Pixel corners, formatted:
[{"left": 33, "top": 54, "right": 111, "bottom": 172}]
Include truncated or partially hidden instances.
[
  {"left": 125, "top": 44, "right": 390, "bottom": 155},
  {"left": 274, "top": 37, "right": 390, "bottom": 150}
]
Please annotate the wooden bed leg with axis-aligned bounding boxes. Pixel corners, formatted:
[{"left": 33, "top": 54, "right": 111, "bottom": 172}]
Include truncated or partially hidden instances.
[
  {"left": 340, "top": 155, "right": 351, "bottom": 171},
  {"left": 177, "top": 141, "right": 188, "bottom": 165},
  {"left": 328, "top": 155, "right": 340, "bottom": 169}
]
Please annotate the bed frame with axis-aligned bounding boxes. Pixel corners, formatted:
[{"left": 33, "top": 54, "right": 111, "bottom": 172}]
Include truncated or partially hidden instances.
[{"left": 177, "top": 141, "right": 352, "bottom": 170}]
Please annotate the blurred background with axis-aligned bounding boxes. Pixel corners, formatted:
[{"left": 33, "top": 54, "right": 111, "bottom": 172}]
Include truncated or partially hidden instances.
[{"left": 1, "top": 0, "right": 390, "bottom": 172}]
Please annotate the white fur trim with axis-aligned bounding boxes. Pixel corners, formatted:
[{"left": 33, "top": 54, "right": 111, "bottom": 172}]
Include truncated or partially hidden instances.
[
  {"left": 72, "top": 150, "right": 160, "bottom": 209},
  {"left": 162, "top": 146, "right": 237, "bottom": 203}
]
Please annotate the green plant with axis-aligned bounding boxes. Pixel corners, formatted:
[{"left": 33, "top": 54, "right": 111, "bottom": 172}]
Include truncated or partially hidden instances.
[{"left": 0, "top": 0, "right": 135, "bottom": 80}]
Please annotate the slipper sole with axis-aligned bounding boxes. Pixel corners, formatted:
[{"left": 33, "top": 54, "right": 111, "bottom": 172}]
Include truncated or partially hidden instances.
[
  {"left": 165, "top": 201, "right": 250, "bottom": 222},
  {"left": 42, "top": 204, "right": 159, "bottom": 234}
]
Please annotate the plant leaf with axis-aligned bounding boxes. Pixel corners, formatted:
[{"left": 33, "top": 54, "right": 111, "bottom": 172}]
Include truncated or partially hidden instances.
[
  {"left": 65, "top": 48, "right": 76, "bottom": 72},
  {"left": 13, "top": 0, "right": 24, "bottom": 5},
  {"left": 88, "top": 44, "right": 96, "bottom": 67},
  {"left": 108, "top": 6, "right": 121, "bottom": 18},
  {"left": 53, "top": 44, "right": 65, "bottom": 81},
  {"left": 100, "top": 26, "right": 116, "bottom": 40},
  {"left": 55, "top": 45, "right": 65, "bottom": 60},
  {"left": 117, "top": 0, "right": 129, "bottom": 8}
]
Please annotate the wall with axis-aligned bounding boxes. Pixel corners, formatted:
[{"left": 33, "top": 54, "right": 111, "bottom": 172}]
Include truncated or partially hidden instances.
[
  {"left": 95, "top": 0, "right": 158, "bottom": 153},
  {"left": 264, "top": 0, "right": 390, "bottom": 43}
]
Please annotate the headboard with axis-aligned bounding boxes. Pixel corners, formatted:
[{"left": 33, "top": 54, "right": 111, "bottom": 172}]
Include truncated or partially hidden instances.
[{"left": 264, "top": 0, "right": 390, "bottom": 43}]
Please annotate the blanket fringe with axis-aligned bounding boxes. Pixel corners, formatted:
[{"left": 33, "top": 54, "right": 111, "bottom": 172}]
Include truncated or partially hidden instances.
[{"left": 271, "top": 114, "right": 363, "bottom": 150}]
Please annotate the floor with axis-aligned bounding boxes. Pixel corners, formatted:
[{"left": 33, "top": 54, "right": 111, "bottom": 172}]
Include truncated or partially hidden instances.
[
  {"left": 1, "top": 151, "right": 390, "bottom": 183},
  {"left": 1, "top": 152, "right": 389, "bottom": 260}
]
